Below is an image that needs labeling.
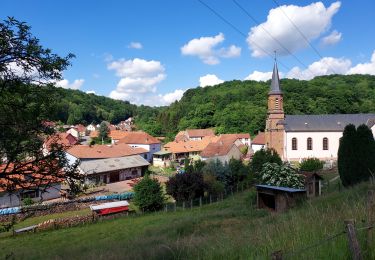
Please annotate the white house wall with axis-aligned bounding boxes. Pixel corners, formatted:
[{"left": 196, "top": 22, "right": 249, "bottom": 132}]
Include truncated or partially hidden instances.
[
  {"left": 251, "top": 144, "right": 264, "bottom": 153},
  {"left": 285, "top": 131, "right": 342, "bottom": 161},
  {"left": 128, "top": 143, "right": 161, "bottom": 162}
]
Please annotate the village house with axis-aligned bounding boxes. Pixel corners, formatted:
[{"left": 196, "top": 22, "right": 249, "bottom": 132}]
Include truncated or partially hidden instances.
[
  {"left": 251, "top": 132, "right": 265, "bottom": 153},
  {"left": 265, "top": 61, "right": 375, "bottom": 162},
  {"left": 175, "top": 129, "right": 215, "bottom": 142},
  {"left": 152, "top": 150, "right": 172, "bottom": 168},
  {"left": 66, "top": 143, "right": 149, "bottom": 184},
  {"left": 112, "top": 131, "right": 161, "bottom": 162},
  {"left": 200, "top": 135, "right": 243, "bottom": 164},
  {"left": 163, "top": 136, "right": 214, "bottom": 162},
  {"left": 67, "top": 127, "right": 79, "bottom": 139},
  {"left": 0, "top": 164, "right": 62, "bottom": 208},
  {"left": 86, "top": 123, "right": 96, "bottom": 132},
  {"left": 42, "top": 132, "right": 79, "bottom": 156},
  {"left": 79, "top": 155, "right": 149, "bottom": 185}
]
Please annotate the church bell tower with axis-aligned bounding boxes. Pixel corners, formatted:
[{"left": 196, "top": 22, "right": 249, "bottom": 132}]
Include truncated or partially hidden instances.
[{"left": 265, "top": 60, "right": 285, "bottom": 159}]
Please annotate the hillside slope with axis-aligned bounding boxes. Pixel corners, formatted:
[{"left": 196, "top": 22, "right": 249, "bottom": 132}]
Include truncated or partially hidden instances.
[
  {"left": 1, "top": 182, "right": 374, "bottom": 259},
  {"left": 156, "top": 74, "right": 375, "bottom": 137}
]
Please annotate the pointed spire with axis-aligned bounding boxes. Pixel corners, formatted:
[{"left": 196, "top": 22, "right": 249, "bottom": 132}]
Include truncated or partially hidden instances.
[{"left": 269, "top": 55, "right": 282, "bottom": 94}]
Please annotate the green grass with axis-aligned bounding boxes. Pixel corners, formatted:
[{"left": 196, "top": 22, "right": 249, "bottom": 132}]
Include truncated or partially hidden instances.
[{"left": 0, "top": 182, "right": 374, "bottom": 259}]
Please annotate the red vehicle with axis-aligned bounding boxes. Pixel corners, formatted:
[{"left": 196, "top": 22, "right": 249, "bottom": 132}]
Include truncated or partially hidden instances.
[{"left": 90, "top": 201, "right": 129, "bottom": 216}]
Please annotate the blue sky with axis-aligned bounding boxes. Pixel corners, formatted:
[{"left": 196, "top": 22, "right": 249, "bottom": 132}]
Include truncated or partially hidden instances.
[{"left": 2, "top": 0, "right": 375, "bottom": 106}]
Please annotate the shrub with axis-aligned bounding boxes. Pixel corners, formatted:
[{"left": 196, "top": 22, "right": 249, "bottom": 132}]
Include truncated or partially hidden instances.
[
  {"left": 22, "top": 197, "right": 34, "bottom": 206},
  {"left": 260, "top": 163, "right": 304, "bottom": 189},
  {"left": 133, "top": 176, "right": 165, "bottom": 212},
  {"left": 250, "top": 149, "right": 282, "bottom": 178},
  {"left": 299, "top": 158, "right": 324, "bottom": 172},
  {"left": 166, "top": 171, "right": 205, "bottom": 202}
]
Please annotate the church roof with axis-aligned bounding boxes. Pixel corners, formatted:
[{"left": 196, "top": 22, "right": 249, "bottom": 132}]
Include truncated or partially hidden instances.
[
  {"left": 269, "top": 62, "right": 282, "bottom": 95},
  {"left": 282, "top": 114, "right": 375, "bottom": 132}
]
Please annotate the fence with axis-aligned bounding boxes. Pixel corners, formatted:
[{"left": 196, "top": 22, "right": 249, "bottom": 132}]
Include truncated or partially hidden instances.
[{"left": 271, "top": 189, "right": 375, "bottom": 260}]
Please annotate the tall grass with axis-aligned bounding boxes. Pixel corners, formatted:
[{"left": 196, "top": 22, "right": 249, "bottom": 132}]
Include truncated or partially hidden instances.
[{"left": 0, "top": 182, "right": 374, "bottom": 259}]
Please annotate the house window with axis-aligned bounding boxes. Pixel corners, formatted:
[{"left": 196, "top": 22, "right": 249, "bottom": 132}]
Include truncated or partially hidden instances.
[
  {"left": 323, "top": 137, "right": 329, "bottom": 150},
  {"left": 307, "top": 137, "right": 313, "bottom": 150},
  {"left": 292, "top": 138, "right": 297, "bottom": 150},
  {"left": 21, "top": 190, "right": 39, "bottom": 199}
]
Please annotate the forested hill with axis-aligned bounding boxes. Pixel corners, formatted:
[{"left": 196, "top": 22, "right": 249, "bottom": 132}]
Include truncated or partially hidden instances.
[
  {"left": 48, "top": 74, "right": 375, "bottom": 139},
  {"left": 48, "top": 87, "right": 162, "bottom": 127},
  {"left": 153, "top": 74, "right": 375, "bottom": 138}
]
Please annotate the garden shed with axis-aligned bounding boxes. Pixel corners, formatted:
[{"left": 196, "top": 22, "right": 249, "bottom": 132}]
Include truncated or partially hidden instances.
[
  {"left": 301, "top": 172, "right": 323, "bottom": 198},
  {"left": 256, "top": 185, "right": 306, "bottom": 212}
]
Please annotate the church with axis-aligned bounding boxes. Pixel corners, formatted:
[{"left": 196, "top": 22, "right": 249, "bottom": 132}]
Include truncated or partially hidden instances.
[{"left": 265, "top": 62, "right": 375, "bottom": 162}]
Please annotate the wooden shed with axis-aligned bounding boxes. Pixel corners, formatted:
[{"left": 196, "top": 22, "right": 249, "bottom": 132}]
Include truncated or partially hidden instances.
[
  {"left": 301, "top": 172, "right": 323, "bottom": 198},
  {"left": 256, "top": 185, "right": 306, "bottom": 213}
]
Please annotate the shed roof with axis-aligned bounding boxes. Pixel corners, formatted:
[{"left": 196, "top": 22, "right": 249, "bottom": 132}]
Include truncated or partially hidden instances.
[
  {"left": 282, "top": 114, "right": 375, "bottom": 132},
  {"left": 79, "top": 155, "right": 149, "bottom": 175},
  {"left": 252, "top": 132, "right": 265, "bottom": 145},
  {"left": 256, "top": 184, "right": 306, "bottom": 193}
]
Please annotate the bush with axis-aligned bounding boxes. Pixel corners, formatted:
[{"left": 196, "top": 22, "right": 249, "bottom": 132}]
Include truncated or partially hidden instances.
[
  {"left": 250, "top": 149, "right": 282, "bottom": 178},
  {"left": 299, "top": 158, "right": 324, "bottom": 172},
  {"left": 166, "top": 171, "right": 205, "bottom": 202},
  {"left": 22, "top": 198, "right": 34, "bottom": 206},
  {"left": 260, "top": 163, "right": 304, "bottom": 189},
  {"left": 133, "top": 176, "right": 165, "bottom": 212}
]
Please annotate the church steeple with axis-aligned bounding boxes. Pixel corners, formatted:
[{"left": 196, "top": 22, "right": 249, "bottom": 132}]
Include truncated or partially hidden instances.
[
  {"left": 265, "top": 58, "right": 285, "bottom": 159},
  {"left": 269, "top": 61, "right": 282, "bottom": 94}
]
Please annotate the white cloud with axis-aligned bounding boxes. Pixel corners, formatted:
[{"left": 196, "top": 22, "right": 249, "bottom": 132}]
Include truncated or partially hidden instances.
[
  {"left": 86, "top": 90, "right": 96, "bottom": 94},
  {"left": 161, "top": 89, "right": 185, "bottom": 104},
  {"left": 181, "top": 33, "right": 241, "bottom": 65},
  {"left": 321, "top": 30, "right": 342, "bottom": 46},
  {"left": 199, "top": 74, "right": 224, "bottom": 87},
  {"left": 285, "top": 51, "right": 375, "bottom": 80},
  {"left": 108, "top": 58, "right": 170, "bottom": 105},
  {"left": 56, "top": 79, "right": 85, "bottom": 90},
  {"left": 247, "top": 1, "right": 341, "bottom": 57},
  {"left": 347, "top": 51, "right": 375, "bottom": 75},
  {"left": 128, "top": 42, "right": 143, "bottom": 49},
  {"left": 245, "top": 71, "right": 273, "bottom": 81},
  {"left": 286, "top": 57, "right": 351, "bottom": 80}
]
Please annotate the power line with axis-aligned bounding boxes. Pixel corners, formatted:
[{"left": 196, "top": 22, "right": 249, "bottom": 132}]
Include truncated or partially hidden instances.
[
  {"left": 271, "top": 0, "right": 338, "bottom": 75},
  {"left": 196, "top": 0, "right": 291, "bottom": 72},
  {"left": 232, "top": 0, "right": 315, "bottom": 78}
]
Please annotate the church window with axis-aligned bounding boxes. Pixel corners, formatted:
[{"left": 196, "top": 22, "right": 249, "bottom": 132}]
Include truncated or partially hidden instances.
[
  {"left": 275, "top": 98, "right": 279, "bottom": 109},
  {"left": 292, "top": 138, "right": 297, "bottom": 150},
  {"left": 307, "top": 137, "right": 313, "bottom": 150},
  {"left": 323, "top": 137, "right": 329, "bottom": 150}
]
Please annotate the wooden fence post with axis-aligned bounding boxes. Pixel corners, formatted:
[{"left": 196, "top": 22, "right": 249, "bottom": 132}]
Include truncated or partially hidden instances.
[
  {"left": 271, "top": 250, "right": 283, "bottom": 260},
  {"left": 344, "top": 219, "right": 363, "bottom": 260},
  {"left": 174, "top": 202, "right": 176, "bottom": 212},
  {"left": 199, "top": 197, "right": 202, "bottom": 207},
  {"left": 209, "top": 195, "right": 212, "bottom": 204},
  {"left": 367, "top": 190, "right": 374, "bottom": 250},
  {"left": 183, "top": 201, "right": 185, "bottom": 210},
  {"left": 191, "top": 199, "right": 193, "bottom": 210}
]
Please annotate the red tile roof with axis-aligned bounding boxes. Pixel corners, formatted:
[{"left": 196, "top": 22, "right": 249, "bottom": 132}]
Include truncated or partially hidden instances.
[
  {"left": 67, "top": 143, "right": 147, "bottom": 159},
  {"left": 116, "top": 131, "right": 161, "bottom": 144},
  {"left": 200, "top": 136, "right": 238, "bottom": 157},
  {"left": 0, "top": 163, "right": 63, "bottom": 193},
  {"left": 75, "top": 124, "right": 86, "bottom": 133},
  {"left": 252, "top": 132, "right": 265, "bottom": 145},
  {"left": 186, "top": 129, "right": 215, "bottom": 138},
  {"left": 44, "top": 133, "right": 78, "bottom": 150},
  {"left": 164, "top": 136, "right": 214, "bottom": 154}
]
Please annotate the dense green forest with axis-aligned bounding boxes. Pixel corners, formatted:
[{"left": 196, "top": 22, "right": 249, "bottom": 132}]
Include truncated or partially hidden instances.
[
  {"left": 153, "top": 74, "right": 375, "bottom": 138},
  {"left": 46, "top": 74, "right": 375, "bottom": 138}
]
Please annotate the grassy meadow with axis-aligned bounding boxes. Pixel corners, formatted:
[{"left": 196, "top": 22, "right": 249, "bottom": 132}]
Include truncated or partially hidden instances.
[{"left": 0, "top": 181, "right": 374, "bottom": 259}]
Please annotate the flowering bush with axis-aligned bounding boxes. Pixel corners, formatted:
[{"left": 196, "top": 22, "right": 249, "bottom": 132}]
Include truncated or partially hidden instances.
[{"left": 260, "top": 163, "right": 304, "bottom": 189}]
